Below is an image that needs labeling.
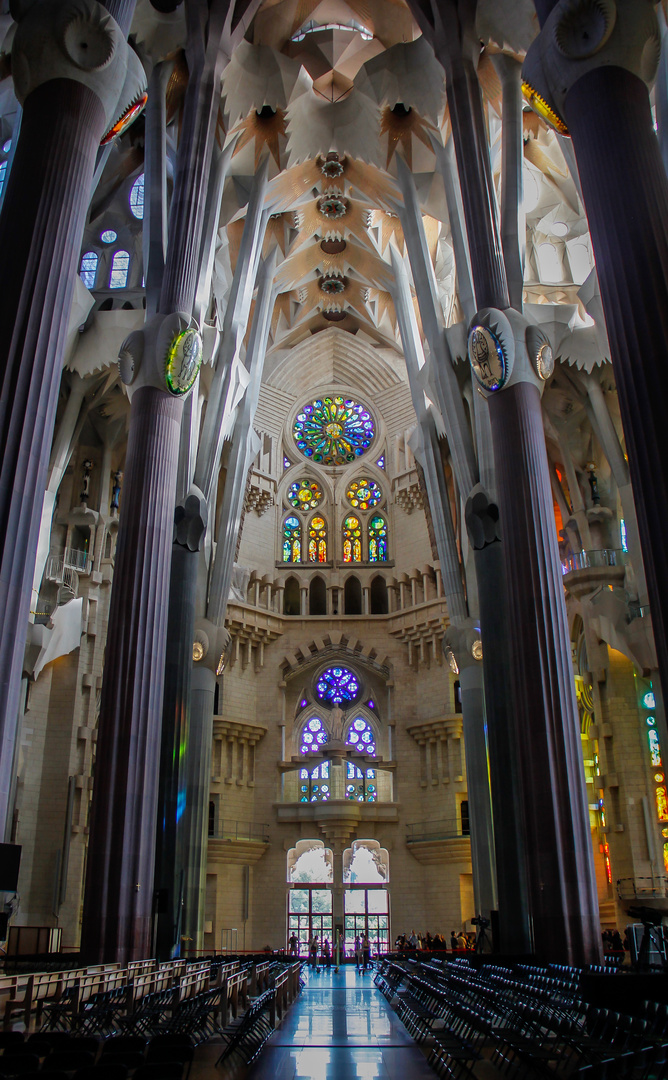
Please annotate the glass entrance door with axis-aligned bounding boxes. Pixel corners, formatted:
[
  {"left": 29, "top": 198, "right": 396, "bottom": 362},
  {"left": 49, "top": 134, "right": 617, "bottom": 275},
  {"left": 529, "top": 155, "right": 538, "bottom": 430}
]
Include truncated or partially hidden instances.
[
  {"left": 344, "top": 888, "right": 389, "bottom": 954},
  {"left": 288, "top": 887, "right": 333, "bottom": 953}
]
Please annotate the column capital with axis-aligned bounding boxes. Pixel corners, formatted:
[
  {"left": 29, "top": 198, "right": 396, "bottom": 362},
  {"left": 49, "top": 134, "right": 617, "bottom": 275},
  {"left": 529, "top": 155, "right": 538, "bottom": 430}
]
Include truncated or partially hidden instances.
[
  {"left": 443, "top": 622, "right": 483, "bottom": 675},
  {"left": 11, "top": 0, "right": 147, "bottom": 141},
  {"left": 466, "top": 307, "right": 554, "bottom": 397},
  {"left": 522, "top": 0, "right": 660, "bottom": 133},
  {"left": 118, "top": 312, "right": 204, "bottom": 400},
  {"left": 173, "top": 487, "right": 207, "bottom": 553}
]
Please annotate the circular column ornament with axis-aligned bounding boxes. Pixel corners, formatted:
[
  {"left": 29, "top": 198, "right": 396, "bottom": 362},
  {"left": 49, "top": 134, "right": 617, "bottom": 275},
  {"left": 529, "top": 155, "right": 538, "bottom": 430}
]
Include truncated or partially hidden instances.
[
  {"left": 467, "top": 308, "right": 515, "bottom": 393},
  {"left": 165, "top": 328, "right": 203, "bottom": 395},
  {"left": 468, "top": 326, "right": 507, "bottom": 391},
  {"left": 526, "top": 324, "right": 555, "bottom": 381},
  {"left": 553, "top": 0, "right": 616, "bottom": 60}
]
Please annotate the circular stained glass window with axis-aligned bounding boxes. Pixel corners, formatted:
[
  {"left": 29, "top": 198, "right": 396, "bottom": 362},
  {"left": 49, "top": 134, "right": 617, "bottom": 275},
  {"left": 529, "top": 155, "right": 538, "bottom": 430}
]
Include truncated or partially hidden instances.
[
  {"left": 101, "top": 229, "right": 118, "bottom": 244},
  {"left": 346, "top": 477, "right": 382, "bottom": 510},
  {"left": 288, "top": 479, "right": 323, "bottom": 511},
  {"left": 293, "top": 397, "right": 374, "bottom": 467},
  {"left": 299, "top": 716, "right": 329, "bottom": 754},
  {"left": 316, "top": 666, "right": 360, "bottom": 705},
  {"left": 346, "top": 715, "right": 376, "bottom": 755}
]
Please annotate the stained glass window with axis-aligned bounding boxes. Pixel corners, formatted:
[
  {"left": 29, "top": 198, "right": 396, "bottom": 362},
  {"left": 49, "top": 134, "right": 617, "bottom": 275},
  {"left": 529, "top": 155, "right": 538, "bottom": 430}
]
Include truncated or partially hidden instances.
[
  {"left": 299, "top": 761, "right": 330, "bottom": 802},
  {"left": 283, "top": 515, "right": 301, "bottom": 562},
  {"left": 343, "top": 515, "right": 362, "bottom": 562},
  {"left": 376, "top": 455, "right": 385, "bottom": 470},
  {"left": 288, "top": 479, "right": 323, "bottom": 511},
  {"left": 368, "top": 515, "right": 388, "bottom": 562},
  {"left": 109, "top": 250, "right": 130, "bottom": 289},
  {"left": 299, "top": 716, "right": 329, "bottom": 754},
  {"left": 284, "top": 456, "right": 291, "bottom": 470},
  {"left": 346, "top": 477, "right": 382, "bottom": 510},
  {"left": 130, "top": 173, "right": 144, "bottom": 219},
  {"left": 657, "top": 786, "right": 668, "bottom": 823},
  {"left": 0, "top": 160, "right": 7, "bottom": 199},
  {"left": 649, "top": 729, "right": 662, "bottom": 767},
  {"left": 346, "top": 761, "right": 377, "bottom": 802},
  {"left": 100, "top": 229, "right": 117, "bottom": 244},
  {"left": 308, "top": 516, "right": 327, "bottom": 562},
  {"left": 293, "top": 396, "right": 374, "bottom": 466},
  {"left": 79, "top": 251, "right": 98, "bottom": 290},
  {"left": 316, "top": 667, "right": 359, "bottom": 705},
  {"left": 346, "top": 716, "right": 376, "bottom": 755}
]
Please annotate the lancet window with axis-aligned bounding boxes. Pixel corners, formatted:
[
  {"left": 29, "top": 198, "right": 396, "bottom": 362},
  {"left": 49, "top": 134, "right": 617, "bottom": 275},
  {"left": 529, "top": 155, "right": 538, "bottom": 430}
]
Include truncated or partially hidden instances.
[
  {"left": 282, "top": 515, "right": 302, "bottom": 563},
  {"left": 368, "top": 515, "right": 388, "bottom": 562},
  {"left": 109, "top": 250, "right": 130, "bottom": 289},
  {"left": 343, "top": 515, "right": 362, "bottom": 562},
  {"left": 79, "top": 251, "right": 98, "bottom": 290},
  {"left": 308, "top": 516, "right": 328, "bottom": 562}
]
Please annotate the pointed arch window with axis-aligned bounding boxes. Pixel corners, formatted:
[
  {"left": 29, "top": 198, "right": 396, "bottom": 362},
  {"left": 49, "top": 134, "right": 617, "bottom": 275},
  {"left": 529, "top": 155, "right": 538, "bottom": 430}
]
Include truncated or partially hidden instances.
[
  {"left": 308, "top": 515, "right": 327, "bottom": 562},
  {"left": 368, "top": 515, "right": 388, "bottom": 562},
  {"left": 299, "top": 716, "right": 329, "bottom": 754},
  {"left": 109, "top": 250, "right": 130, "bottom": 289},
  {"left": 343, "top": 515, "right": 362, "bottom": 562},
  {"left": 346, "top": 715, "right": 376, "bottom": 755},
  {"left": 79, "top": 251, "right": 98, "bottom": 290},
  {"left": 283, "top": 515, "right": 302, "bottom": 562}
]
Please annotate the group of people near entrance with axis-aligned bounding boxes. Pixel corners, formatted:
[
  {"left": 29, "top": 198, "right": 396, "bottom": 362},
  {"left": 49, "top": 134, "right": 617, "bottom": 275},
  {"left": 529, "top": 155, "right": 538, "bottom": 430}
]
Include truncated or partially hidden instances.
[
  {"left": 288, "top": 932, "right": 372, "bottom": 970},
  {"left": 395, "top": 930, "right": 471, "bottom": 951}
]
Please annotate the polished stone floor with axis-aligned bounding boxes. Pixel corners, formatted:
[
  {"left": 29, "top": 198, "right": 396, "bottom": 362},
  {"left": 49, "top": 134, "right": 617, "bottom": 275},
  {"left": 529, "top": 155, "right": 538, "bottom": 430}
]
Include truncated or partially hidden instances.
[{"left": 242, "top": 965, "right": 434, "bottom": 1080}]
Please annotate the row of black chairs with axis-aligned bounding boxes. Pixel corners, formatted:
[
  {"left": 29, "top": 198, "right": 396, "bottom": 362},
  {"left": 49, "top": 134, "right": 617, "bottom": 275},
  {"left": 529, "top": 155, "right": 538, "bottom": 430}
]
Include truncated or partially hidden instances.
[
  {"left": 375, "top": 956, "right": 668, "bottom": 1080},
  {"left": 0, "top": 1032, "right": 193, "bottom": 1080},
  {"left": 214, "top": 990, "right": 275, "bottom": 1070}
]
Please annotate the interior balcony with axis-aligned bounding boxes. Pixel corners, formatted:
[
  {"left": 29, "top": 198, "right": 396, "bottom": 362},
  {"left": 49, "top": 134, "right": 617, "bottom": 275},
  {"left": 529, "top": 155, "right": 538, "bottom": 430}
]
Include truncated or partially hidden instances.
[
  {"left": 561, "top": 548, "right": 626, "bottom": 599},
  {"left": 405, "top": 817, "right": 472, "bottom": 865}
]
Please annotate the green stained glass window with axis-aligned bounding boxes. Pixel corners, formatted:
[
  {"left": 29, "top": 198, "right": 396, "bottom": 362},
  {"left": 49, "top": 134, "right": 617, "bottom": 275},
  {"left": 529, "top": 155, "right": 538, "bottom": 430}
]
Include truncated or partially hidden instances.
[
  {"left": 368, "top": 515, "right": 387, "bottom": 562},
  {"left": 346, "top": 477, "right": 382, "bottom": 510},
  {"left": 293, "top": 396, "right": 374, "bottom": 466},
  {"left": 283, "top": 515, "right": 301, "bottom": 562},
  {"left": 288, "top": 479, "right": 323, "bottom": 511},
  {"left": 343, "top": 515, "right": 362, "bottom": 562},
  {"left": 308, "top": 516, "right": 327, "bottom": 562}
]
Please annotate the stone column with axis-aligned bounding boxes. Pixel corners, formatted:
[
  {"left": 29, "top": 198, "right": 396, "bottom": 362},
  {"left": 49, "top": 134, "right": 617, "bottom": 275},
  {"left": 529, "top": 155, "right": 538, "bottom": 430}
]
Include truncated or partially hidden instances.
[
  {"left": 182, "top": 665, "right": 217, "bottom": 951},
  {"left": 525, "top": 0, "right": 668, "bottom": 715},
  {"left": 155, "top": 491, "right": 207, "bottom": 959},
  {"left": 81, "top": 384, "right": 183, "bottom": 962},
  {"left": 0, "top": 2, "right": 143, "bottom": 838}
]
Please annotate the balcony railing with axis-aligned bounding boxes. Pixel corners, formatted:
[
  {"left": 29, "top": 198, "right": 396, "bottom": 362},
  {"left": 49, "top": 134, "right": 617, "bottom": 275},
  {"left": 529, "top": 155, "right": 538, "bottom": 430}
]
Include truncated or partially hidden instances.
[
  {"left": 616, "top": 876, "right": 668, "bottom": 900},
  {"left": 562, "top": 548, "right": 624, "bottom": 575},
  {"left": 209, "top": 819, "right": 269, "bottom": 843},
  {"left": 406, "top": 818, "right": 470, "bottom": 843}
]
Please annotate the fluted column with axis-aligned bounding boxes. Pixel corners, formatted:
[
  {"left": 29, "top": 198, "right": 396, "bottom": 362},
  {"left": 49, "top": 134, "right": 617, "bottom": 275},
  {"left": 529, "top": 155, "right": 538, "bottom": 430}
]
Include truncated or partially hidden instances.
[
  {"left": 182, "top": 665, "right": 217, "bottom": 951},
  {"left": 82, "top": 388, "right": 183, "bottom": 962},
  {"left": 0, "top": 0, "right": 144, "bottom": 838},
  {"left": 155, "top": 491, "right": 207, "bottom": 959},
  {"left": 526, "top": 0, "right": 668, "bottom": 764},
  {"left": 489, "top": 380, "right": 600, "bottom": 962}
]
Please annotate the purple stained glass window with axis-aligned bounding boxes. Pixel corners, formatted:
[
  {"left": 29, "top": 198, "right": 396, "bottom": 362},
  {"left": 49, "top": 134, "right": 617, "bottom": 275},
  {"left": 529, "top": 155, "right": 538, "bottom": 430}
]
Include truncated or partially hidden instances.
[
  {"left": 299, "top": 716, "right": 329, "bottom": 754},
  {"left": 346, "top": 715, "right": 376, "bottom": 755},
  {"left": 316, "top": 667, "right": 359, "bottom": 705}
]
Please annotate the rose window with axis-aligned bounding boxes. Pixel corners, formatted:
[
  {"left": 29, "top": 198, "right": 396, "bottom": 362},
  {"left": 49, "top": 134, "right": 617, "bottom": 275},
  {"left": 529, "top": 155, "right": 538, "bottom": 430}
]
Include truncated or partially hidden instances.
[{"left": 293, "top": 396, "right": 374, "bottom": 467}]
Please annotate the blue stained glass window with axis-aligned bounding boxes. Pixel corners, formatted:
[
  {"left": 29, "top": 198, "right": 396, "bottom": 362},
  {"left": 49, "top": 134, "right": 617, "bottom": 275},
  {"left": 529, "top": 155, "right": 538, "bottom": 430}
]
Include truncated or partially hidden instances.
[
  {"left": 0, "top": 160, "right": 7, "bottom": 199},
  {"left": 316, "top": 667, "right": 359, "bottom": 705},
  {"left": 346, "top": 760, "right": 377, "bottom": 801},
  {"left": 376, "top": 455, "right": 385, "bottom": 469},
  {"left": 368, "top": 515, "right": 388, "bottom": 562},
  {"left": 109, "top": 250, "right": 130, "bottom": 288},
  {"left": 346, "top": 715, "right": 376, "bottom": 755},
  {"left": 79, "top": 251, "right": 98, "bottom": 290},
  {"left": 299, "top": 716, "right": 329, "bottom": 754},
  {"left": 299, "top": 760, "right": 330, "bottom": 801},
  {"left": 130, "top": 173, "right": 144, "bottom": 219},
  {"left": 101, "top": 229, "right": 117, "bottom": 244},
  {"left": 643, "top": 692, "right": 656, "bottom": 710},
  {"left": 282, "top": 515, "right": 301, "bottom": 562},
  {"left": 620, "top": 518, "right": 628, "bottom": 553}
]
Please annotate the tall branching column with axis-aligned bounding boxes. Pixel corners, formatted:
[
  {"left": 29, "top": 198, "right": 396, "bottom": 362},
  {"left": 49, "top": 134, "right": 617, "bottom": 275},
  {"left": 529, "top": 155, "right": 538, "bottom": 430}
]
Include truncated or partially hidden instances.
[
  {"left": 408, "top": 0, "right": 599, "bottom": 961},
  {"left": 526, "top": 0, "right": 668, "bottom": 751},
  {"left": 0, "top": 1, "right": 139, "bottom": 838}
]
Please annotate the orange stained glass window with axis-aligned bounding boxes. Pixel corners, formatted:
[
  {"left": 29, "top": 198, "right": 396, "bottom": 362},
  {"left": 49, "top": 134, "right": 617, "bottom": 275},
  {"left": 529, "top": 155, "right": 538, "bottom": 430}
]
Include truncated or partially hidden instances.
[
  {"left": 657, "top": 786, "right": 668, "bottom": 822},
  {"left": 308, "top": 516, "right": 327, "bottom": 562},
  {"left": 343, "top": 515, "right": 362, "bottom": 562}
]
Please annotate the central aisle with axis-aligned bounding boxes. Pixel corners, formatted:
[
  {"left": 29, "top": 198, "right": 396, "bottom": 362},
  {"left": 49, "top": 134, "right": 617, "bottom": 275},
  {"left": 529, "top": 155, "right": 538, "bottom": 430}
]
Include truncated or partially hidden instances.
[{"left": 246, "top": 964, "right": 435, "bottom": 1079}]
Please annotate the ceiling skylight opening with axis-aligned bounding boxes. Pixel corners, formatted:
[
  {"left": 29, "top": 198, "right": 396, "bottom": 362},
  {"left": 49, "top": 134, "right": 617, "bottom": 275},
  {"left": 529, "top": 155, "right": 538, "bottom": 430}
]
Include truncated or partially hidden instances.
[
  {"left": 522, "top": 168, "right": 541, "bottom": 214},
  {"left": 291, "top": 20, "right": 373, "bottom": 42},
  {"left": 548, "top": 221, "right": 569, "bottom": 238}
]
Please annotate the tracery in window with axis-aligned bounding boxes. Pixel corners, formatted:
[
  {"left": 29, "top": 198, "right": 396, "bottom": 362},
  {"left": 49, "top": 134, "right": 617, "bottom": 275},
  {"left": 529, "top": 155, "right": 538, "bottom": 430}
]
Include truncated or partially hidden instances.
[
  {"left": 299, "top": 716, "right": 329, "bottom": 754},
  {"left": 282, "top": 515, "right": 301, "bottom": 562},
  {"left": 300, "top": 761, "right": 330, "bottom": 802},
  {"left": 288, "top": 479, "right": 323, "bottom": 511},
  {"left": 288, "top": 839, "right": 333, "bottom": 882},
  {"left": 293, "top": 396, "right": 374, "bottom": 466},
  {"left": 343, "top": 514, "right": 362, "bottom": 562},
  {"left": 368, "top": 515, "right": 388, "bottom": 562},
  {"left": 308, "top": 516, "right": 327, "bottom": 562},
  {"left": 346, "top": 715, "right": 376, "bottom": 755},
  {"left": 346, "top": 477, "right": 382, "bottom": 510},
  {"left": 316, "top": 667, "right": 359, "bottom": 705},
  {"left": 130, "top": 173, "right": 144, "bottom": 219},
  {"left": 109, "top": 250, "right": 130, "bottom": 289},
  {"left": 343, "top": 839, "right": 389, "bottom": 883},
  {"left": 79, "top": 251, "right": 98, "bottom": 290},
  {"left": 346, "top": 761, "right": 377, "bottom": 802}
]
